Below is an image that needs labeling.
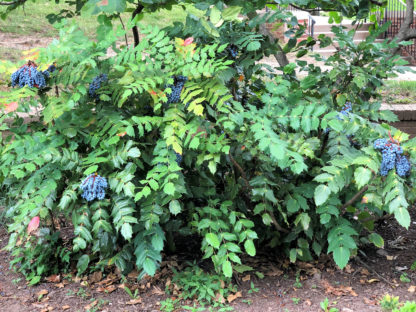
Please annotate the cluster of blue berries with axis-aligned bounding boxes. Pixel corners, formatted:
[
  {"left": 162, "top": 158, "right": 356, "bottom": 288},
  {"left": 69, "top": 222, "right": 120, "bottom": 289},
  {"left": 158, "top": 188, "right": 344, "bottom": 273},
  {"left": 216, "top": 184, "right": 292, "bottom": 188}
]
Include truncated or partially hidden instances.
[
  {"left": 227, "top": 45, "right": 238, "bottom": 59},
  {"left": 89, "top": 74, "right": 108, "bottom": 98},
  {"left": 374, "top": 138, "right": 411, "bottom": 177},
  {"left": 175, "top": 152, "right": 182, "bottom": 165},
  {"left": 11, "top": 61, "right": 51, "bottom": 89},
  {"left": 42, "top": 64, "right": 56, "bottom": 78},
  {"left": 336, "top": 102, "right": 352, "bottom": 120},
  {"left": 80, "top": 173, "right": 108, "bottom": 201},
  {"left": 166, "top": 75, "right": 188, "bottom": 104}
]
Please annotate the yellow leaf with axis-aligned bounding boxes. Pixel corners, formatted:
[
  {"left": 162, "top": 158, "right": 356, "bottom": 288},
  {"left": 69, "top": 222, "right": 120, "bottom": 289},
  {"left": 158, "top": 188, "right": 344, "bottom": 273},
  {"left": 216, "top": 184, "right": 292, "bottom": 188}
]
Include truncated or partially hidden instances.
[
  {"left": 193, "top": 104, "right": 204, "bottom": 116},
  {"left": 172, "top": 142, "right": 182, "bottom": 155}
]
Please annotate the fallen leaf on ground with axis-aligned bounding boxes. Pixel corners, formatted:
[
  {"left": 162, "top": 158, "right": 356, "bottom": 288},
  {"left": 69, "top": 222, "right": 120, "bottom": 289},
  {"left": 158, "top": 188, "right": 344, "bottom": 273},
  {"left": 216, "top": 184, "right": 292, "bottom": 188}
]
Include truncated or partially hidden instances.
[
  {"left": 37, "top": 289, "right": 49, "bottom": 297},
  {"left": 84, "top": 300, "right": 97, "bottom": 310},
  {"left": 367, "top": 279, "right": 379, "bottom": 284},
  {"left": 227, "top": 291, "right": 242, "bottom": 303},
  {"left": 45, "top": 275, "right": 60, "bottom": 283},
  {"left": 361, "top": 268, "right": 370, "bottom": 276},
  {"left": 363, "top": 297, "right": 377, "bottom": 305},
  {"left": 89, "top": 271, "right": 102, "bottom": 284},
  {"left": 126, "top": 298, "right": 142, "bottom": 305},
  {"left": 242, "top": 275, "right": 251, "bottom": 282},
  {"left": 54, "top": 283, "right": 65, "bottom": 289},
  {"left": 105, "top": 285, "right": 117, "bottom": 293},
  {"left": 265, "top": 267, "right": 284, "bottom": 277},
  {"left": 386, "top": 255, "right": 397, "bottom": 261},
  {"left": 321, "top": 279, "right": 357, "bottom": 296},
  {"left": 408, "top": 285, "right": 416, "bottom": 293},
  {"left": 152, "top": 286, "right": 164, "bottom": 295},
  {"left": 62, "top": 305, "right": 70, "bottom": 310}
]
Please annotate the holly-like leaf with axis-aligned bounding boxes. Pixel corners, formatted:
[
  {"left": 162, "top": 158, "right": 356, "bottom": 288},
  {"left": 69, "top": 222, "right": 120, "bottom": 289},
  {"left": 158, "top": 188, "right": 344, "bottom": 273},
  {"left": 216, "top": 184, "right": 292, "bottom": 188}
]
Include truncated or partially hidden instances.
[
  {"left": 205, "top": 233, "right": 220, "bottom": 249},
  {"left": 332, "top": 246, "right": 350, "bottom": 269},
  {"left": 169, "top": 200, "right": 181, "bottom": 215},
  {"left": 314, "top": 185, "right": 331, "bottom": 206}
]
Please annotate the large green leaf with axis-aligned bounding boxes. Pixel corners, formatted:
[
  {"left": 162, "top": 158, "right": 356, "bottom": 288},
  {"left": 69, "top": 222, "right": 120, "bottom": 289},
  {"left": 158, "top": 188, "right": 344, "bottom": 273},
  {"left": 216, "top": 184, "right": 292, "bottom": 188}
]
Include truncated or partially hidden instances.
[
  {"left": 332, "top": 246, "right": 350, "bottom": 269},
  {"left": 205, "top": 233, "right": 220, "bottom": 249},
  {"left": 394, "top": 207, "right": 411, "bottom": 229},
  {"left": 314, "top": 185, "right": 331, "bottom": 206}
]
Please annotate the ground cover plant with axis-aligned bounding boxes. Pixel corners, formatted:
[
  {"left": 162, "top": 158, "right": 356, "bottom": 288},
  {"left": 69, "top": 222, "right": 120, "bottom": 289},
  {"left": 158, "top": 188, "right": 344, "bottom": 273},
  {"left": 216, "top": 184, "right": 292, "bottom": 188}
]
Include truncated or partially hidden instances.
[{"left": 0, "top": 0, "right": 416, "bottom": 297}]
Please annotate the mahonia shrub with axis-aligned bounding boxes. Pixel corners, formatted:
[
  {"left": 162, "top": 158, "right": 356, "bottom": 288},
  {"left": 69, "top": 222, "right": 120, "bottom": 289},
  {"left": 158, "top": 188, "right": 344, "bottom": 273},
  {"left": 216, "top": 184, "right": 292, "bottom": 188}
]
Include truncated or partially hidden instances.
[{"left": 0, "top": 5, "right": 415, "bottom": 284}]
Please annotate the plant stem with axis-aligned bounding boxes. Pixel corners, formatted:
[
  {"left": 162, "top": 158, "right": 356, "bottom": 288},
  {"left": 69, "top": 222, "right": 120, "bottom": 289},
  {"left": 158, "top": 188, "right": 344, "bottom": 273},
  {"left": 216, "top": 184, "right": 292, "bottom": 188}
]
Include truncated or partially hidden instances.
[
  {"left": 132, "top": 3, "right": 144, "bottom": 47},
  {"left": 228, "top": 151, "right": 289, "bottom": 233},
  {"left": 118, "top": 14, "right": 129, "bottom": 47}
]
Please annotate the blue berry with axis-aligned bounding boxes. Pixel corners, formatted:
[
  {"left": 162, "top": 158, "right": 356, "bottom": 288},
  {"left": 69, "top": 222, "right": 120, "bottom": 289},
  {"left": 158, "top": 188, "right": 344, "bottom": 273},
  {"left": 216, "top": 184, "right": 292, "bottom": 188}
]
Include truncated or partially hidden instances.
[
  {"left": 336, "top": 102, "right": 352, "bottom": 120},
  {"left": 11, "top": 61, "right": 47, "bottom": 89},
  {"left": 396, "top": 155, "right": 411, "bottom": 177},
  {"left": 175, "top": 152, "right": 182, "bottom": 165},
  {"left": 80, "top": 174, "right": 108, "bottom": 201},
  {"left": 89, "top": 74, "right": 108, "bottom": 98},
  {"left": 166, "top": 75, "right": 188, "bottom": 104},
  {"left": 227, "top": 45, "right": 238, "bottom": 58},
  {"left": 373, "top": 138, "right": 408, "bottom": 177}
]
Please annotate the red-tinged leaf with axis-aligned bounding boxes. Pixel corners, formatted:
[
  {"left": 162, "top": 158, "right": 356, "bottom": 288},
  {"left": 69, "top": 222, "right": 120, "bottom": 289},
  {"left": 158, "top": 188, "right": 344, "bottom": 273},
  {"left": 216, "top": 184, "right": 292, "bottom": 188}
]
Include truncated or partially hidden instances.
[
  {"left": 98, "top": 0, "right": 108, "bottom": 6},
  {"left": 183, "top": 37, "right": 194, "bottom": 46},
  {"left": 28, "top": 216, "right": 40, "bottom": 234},
  {"left": 3, "top": 102, "right": 18, "bottom": 113},
  {"left": 117, "top": 132, "right": 127, "bottom": 137}
]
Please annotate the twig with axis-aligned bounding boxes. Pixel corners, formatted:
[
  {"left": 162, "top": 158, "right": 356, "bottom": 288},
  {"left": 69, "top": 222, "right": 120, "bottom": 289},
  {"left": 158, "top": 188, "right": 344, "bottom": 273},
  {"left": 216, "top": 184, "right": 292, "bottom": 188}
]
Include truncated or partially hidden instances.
[
  {"left": 228, "top": 151, "right": 289, "bottom": 233},
  {"left": 118, "top": 14, "right": 129, "bottom": 47},
  {"left": 341, "top": 185, "right": 369, "bottom": 212},
  {"left": 355, "top": 256, "right": 395, "bottom": 287}
]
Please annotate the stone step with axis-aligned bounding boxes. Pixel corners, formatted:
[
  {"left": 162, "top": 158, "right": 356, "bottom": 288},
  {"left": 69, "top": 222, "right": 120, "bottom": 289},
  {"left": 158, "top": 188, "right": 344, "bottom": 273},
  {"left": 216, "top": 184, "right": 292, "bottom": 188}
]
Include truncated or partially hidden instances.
[
  {"left": 312, "top": 22, "right": 371, "bottom": 33},
  {"left": 311, "top": 30, "right": 370, "bottom": 40},
  {"left": 312, "top": 38, "right": 384, "bottom": 52}
]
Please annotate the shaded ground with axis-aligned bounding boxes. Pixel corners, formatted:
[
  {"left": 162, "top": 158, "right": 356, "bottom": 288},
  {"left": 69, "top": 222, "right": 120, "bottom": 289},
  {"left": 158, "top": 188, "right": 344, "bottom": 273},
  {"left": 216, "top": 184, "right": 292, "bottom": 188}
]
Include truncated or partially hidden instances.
[{"left": 0, "top": 208, "right": 415, "bottom": 312}]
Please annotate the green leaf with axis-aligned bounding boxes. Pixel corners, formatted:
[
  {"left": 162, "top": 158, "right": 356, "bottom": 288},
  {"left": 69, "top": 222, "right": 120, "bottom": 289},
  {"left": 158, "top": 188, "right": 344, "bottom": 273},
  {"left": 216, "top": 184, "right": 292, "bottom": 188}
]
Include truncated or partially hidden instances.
[
  {"left": 247, "top": 41, "right": 261, "bottom": 51},
  {"left": 328, "top": 119, "right": 344, "bottom": 132},
  {"left": 394, "top": 207, "right": 411, "bottom": 229},
  {"left": 169, "top": 200, "right": 181, "bottom": 215},
  {"left": 368, "top": 233, "right": 384, "bottom": 248},
  {"left": 143, "top": 257, "right": 156, "bottom": 276},
  {"left": 77, "top": 254, "right": 90, "bottom": 275},
  {"left": 289, "top": 248, "right": 297, "bottom": 263},
  {"left": 244, "top": 239, "right": 256, "bottom": 256},
  {"left": 222, "top": 6, "right": 242, "bottom": 21},
  {"left": 163, "top": 182, "right": 175, "bottom": 196},
  {"left": 354, "top": 167, "right": 372, "bottom": 189},
  {"left": 332, "top": 246, "right": 350, "bottom": 269},
  {"left": 314, "top": 185, "right": 331, "bottom": 206},
  {"left": 121, "top": 223, "right": 133, "bottom": 241},
  {"left": 222, "top": 260, "right": 233, "bottom": 278},
  {"left": 210, "top": 6, "right": 222, "bottom": 25},
  {"left": 84, "top": 165, "right": 98, "bottom": 175},
  {"left": 205, "top": 233, "right": 220, "bottom": 249},
  {"left": 127, "top": 147, "right": 141, "bottom": 158}
]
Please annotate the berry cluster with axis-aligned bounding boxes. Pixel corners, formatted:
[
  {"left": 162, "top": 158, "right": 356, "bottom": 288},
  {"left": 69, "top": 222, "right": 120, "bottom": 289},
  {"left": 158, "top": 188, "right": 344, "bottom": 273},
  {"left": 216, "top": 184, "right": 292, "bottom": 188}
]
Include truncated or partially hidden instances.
[
  {"left": 374, "top": 137, "right": 411, "bottom": 177},
  {"left": 166, "top": 75, "right": 188, "bottom": 104},
  {"left": 175, "top": 152, "right": 182, "bottom": 165},
  {"left": 80, "top": 173, "right": 108, "bottom": 201},
  {"left": 89, "top": 74, "right": 108, "bottom": 98},
  {"left": 227, "top": 44, "right": 238, "bottom": 59},
  {"left": 42, "top": 64, "right": 57, "bottom": 78},
  {"left": 11, "top": 61, "right": 48, "bottom": 89},
  {"left": 336, "top": 102, "right": 352, "bottom": 120}
]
